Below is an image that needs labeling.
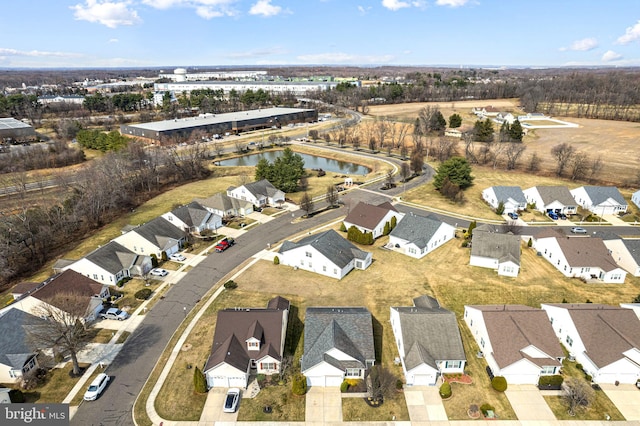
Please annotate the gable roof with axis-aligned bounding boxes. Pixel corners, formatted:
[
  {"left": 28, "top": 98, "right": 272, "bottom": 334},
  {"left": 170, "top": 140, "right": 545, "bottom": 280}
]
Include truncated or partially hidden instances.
[
  {"left": 471, "top": 231, "right": 521, "bottom": 265},
  {"left": 31, "top": 270, "right": 104, "bottom": 303},
  {"left": 389, "top": 213, "right": 448, "bottom": 250},
  {"left": 489, "top": 186, "right": 526, "bottom": 205},
  {"left": 0, "top": 309, "right": 49, "bottom": 369},
  {"left": 242, "top": 179, "right": 282, "bottom": 198},
  {"left": 579, "top": 186, "right": 627, "bottom": 206},
  {"left": 84, "top": 241, "right": 138, "bottom": 274},
  {"left": 196, "top": 192, "right": 253, "bottom": 212},
  {"left": 133, "top": 217, "right": 185, "bottom": 249},
  {"left": 469, "top": 305, "right": 563, "bottom": 369},
  {"left": 544, "top": 304, "right": 640, "bottom": 368},
  {"left": 302, "top": 307, "right": 375, "bottom": 372},
  {"left": 392, "top": 297, "right": 465, "bottom": 370},
  {"left": 556, "top": 237, "right": 620, "bottom": 271},
  {"left": 529, "top": 186, "right": 576, "bottom": 206},
  {"left": 204, "top": 296, "right": 289, "bottom": 373},
  {"left": 621, "top": 239, "right": 640, "bottom": 264},
  {"left": 278, "top": 230, "right": 370, "bottom": 268},
  {"left": 344, "top": 201, "right": 398, "bottom": 231},
  {"left": 169, "top": 201, "right": 211, "bottom": 228}
]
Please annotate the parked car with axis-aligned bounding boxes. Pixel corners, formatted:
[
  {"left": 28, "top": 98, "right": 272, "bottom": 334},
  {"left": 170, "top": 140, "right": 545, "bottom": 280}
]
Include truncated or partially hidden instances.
[
  {"left": 99, "top": 307, "right": 129, "bottom": 321},
  {"left": 507, "top": 212, "right": 519, "bottom": 220},
  {"left": 223, "top": 388, "right": 240, "bottom": 413},
  {"left": 150, "top": 268, "right": 169, "bottom": 277},
  {"left": 169, "top": 253, "right": 186, "bottom": 262},
  {"left": 548, "top": 211, "right": 559, "bottom": 220},
  {"left": 215, "top": 237, "right": 235, "bottom": 253},
  {"left": 84, "top": 373, "right": 110, "bottom": 401},
  {"left": 571, "top": 227, "right": 588, "bottom": 234}
]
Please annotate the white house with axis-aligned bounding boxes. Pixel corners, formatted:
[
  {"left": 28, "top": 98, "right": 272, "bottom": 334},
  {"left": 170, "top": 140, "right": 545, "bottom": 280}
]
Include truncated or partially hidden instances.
[
  {"left": 494, "top": 112, "right": 516, "bottom": 124},
  {"left": 390, "top": 296, "right": 466, "bottom": 386},
  {"left": 204, "top": 296, "right": 289, "bottom": 389},
  {"left": 541, "top": 303, "right": 640, "bottom": 385},
  {"left": 343, "top": 201, "right": 404, "bottom": 240},
  {"left": 533, "top": 230, "right": 626, "bottom": 283},
  {"left": 469, "top": 228, "right": 521, "bottom": 277},
  {"left": 603, "top": 238, "right": 640, "bottom": 277},
  {"left": 277, "top": 230, "right": 372, "bottom": 280},
  {"left": 523, "top": 186, "right": 577, "bottom": 215},
  {"left": 227, "top": 179, "right": 285, "bottom": 207},
  {"left": 472, "top": 106, "right": 500, "bottom": 118},
  {"left": 632, "top": 190, "right": 640, "bottom": 210},
  {"left": 482, "top": 186, "right": 527, "bottom": 214},
  {"left": 301, "top": 307, "right": 375, "bottom": 387},
  {"left": 0, "top": 309, "right": 49, "bottom": 384},
  {"left": 570, "top": 186, "right": 628, "bottom": 215},
  {"left": 388, "top": 213, "right": 455, "bottom": 259},
  {"left": 63, "top": 241, "right": 152, "bottom": 286},
  {"left": 464, "top": 305, "right": 564, "bottom": 385},
  {"left": 162, "top": 201, "right": 222, "bottom": 234},
  {"left": 114, "top": 217, "right": 185, "bottom": 258},
  {"left": 195, "top": 192, "right": 254, "bottom": 218}
]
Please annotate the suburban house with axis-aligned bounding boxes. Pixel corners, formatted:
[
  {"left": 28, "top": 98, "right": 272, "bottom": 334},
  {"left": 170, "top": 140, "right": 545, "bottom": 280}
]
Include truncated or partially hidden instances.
[
  {"left": 10, "top": 282, "right": 44, "bottom": 301},
  {"left": 114, "top": 216, "right": 186, "bottom": 258},
  {"left": 444, "top": 128, "right": 462, "bottom": 138},
  {"left": 482, "top": 186, "right": 527, "bottom": 214},
  {"left": 603, "top": 238, "right": 640, "bottom": 277},
  {"left": 62, "top": 241, "right": 152, "bottom": 286},
  {"left": 203, "top": 296, "right": 290, "bottom": 389},
  {"left": 620, "top": 303, "right": 640, "bottom": 320},
  {"left": 277, "top": 230, "right": 372, "bottom": 280},
  {"left": 388, "top": 213, "right": 456, "bottom": 259},
  {"left": 541, "top": 303, "right": 640, "bottom": 384},
  {"left": 469, "top": 228, "right": 521, "bottom": 277},
  {"left": 472, "top": 106, "right": 500, "bottom": 118},
  {"left": 0, "top": 388, "right": 10, "bottom": 403},
  {"left": 343, "top": 201, "right": 404, "bottom": 240},
  {"left": 464, "top": 305, "right": 564, "bottom": 385},
  {"left": 162, "top": 201, "right": 222, "bottom": 234},
  {"left": 570, "top": 186, "right": 628, "bottom": 215},
  {"left": 494, "top": 112, "right": 516, "bottom": 124},
  {"left": 227, "top": 179, "right": 285, "bottom": 207},
  {"left": 390, "top": 296, "right": 466, "bottom": 386},
  {"left": 632, "top": 190, "right": 640, "bottom": 210},
  {"left": 523, "top": 186, "right": 578, "bottom": 215},
  {"left": 301, "top": 307, "right": 375, "bottom": 387},
  {"left": 4, "top": 270, "right": 109, "bottom": 323},
  {"left": 0, "top": 309, "right": 49, "bottom": 384},
  {"left": 533, "top": 230, "right": 626, "bottom": 283},
  {"left": 195, "top": 192, "right": 254, "bottom": 218}
]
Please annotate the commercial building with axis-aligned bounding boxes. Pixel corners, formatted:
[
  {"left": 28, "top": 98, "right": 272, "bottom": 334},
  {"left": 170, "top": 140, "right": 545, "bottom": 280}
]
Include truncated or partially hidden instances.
[{"left": 0, "top": 118, "right": 37, "bottom": 143}]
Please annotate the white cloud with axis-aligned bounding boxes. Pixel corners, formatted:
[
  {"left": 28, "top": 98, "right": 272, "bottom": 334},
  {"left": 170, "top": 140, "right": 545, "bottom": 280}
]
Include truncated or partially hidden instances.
[
  {"left": 616, "top": 20, "right": 640, "bottom": 44},
  {"left": 108, "top": 38, "right": 119, "bottom": 43},
  {"left": 382, "top": 0, "right": 410, "bottom": 11},
  {"left": 602, "top": 50, "right": 623, "bottom": 62},
  {"left": 71, "top": 0, "right": 141, "bottom": 28},
  {"left": 297, "top": 52, "right": 395, "bottom": 64},
  {"left": 357, "top": 5, "right": 371, "bottom": 14},
  {"left": 249, "top": 0, "right": 284, "bottom": 17},
  {"left": 570, "top": 38, "right": 598, "bottom": 51},
  {"left": 0, "top": 48, "right": 80, "bottom": 58},
  {"left": 435, "top": 0, "right": 469, "bottom": 6},
  {"left": 141, "top": 0, "right": 239, "bottom": 19}
]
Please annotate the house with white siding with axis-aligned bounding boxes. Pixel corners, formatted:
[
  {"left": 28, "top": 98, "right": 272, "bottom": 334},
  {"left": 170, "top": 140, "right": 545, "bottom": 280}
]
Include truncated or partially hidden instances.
[
  {"left": 388, "top": 213, "right": 455, "bottom": 259},
  {"left": 0, "top": 309, "right": 49, "bottom": 384},
  {"left": 570, "top": 186, "right": 628, "bottom": 215},
  {"left": 114, "top": 217, "right": 185, "bottom": 258},
  {"left": 464, "top": 305, "right": 564, "bottom": 385},
  {"left": 523, "top": 186, "right": 577, "bottom": 215},
  {"left": 469, "top": 228, "right": 521, "bottom": 277},
  {"left": 482, "top": 186, "right": 527, "bottom": 214},
  {"left": 195, "top": 192, "right": 254, "bottom": 218},
  {"left": 343, "top": 201, "right": 404, "bottom": 240},
  {"left": 227, "top": 179, "right": 284, "bottom": 207},
  {"left": 162, "top": 201, "right": 222, "bottom": 234},
  {"left": 603, "top": 238, "right": 640, "bottom": 277},
  {"left": 632, "top": 190, "right": 640, "bottom": 210}
]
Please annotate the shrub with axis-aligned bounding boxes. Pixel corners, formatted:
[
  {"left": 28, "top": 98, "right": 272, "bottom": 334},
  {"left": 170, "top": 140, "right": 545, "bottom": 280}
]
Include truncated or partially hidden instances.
[
  {"left": 491, "top": 376, "right": 507, "bottom": 392},
  {"left": 9, "top": 389, "right": 25, "bottom": 403},
  {"left": 223, "top": 280, "right": 238, "bottom": 289},
  {"left": 54, "top": 352, "right": 65, "bottom": 363},
  {"left": 396, "top": 379, "right": 404, "bottom": 390},
  {"left": 539, "top": 375, "right": 564, "bottom": 387},
  {"left": 339, "top": 222, "right": 347, "bottom": 232},
  {"left": 193, "top": 366, "right": 207, "bottom": 394},
  {"left": 576, "top": 363, "right": 583, "bottom": 371},
  {"left": 439, "top": 382, "right": 452, "bottom": 399},
  {"left": 340, "top": 380, "right": 349, "bottom": 393},
  {"left": 161, "top": 251, "right": 168, "bottom": 261},
  {"left": 273, "top": 256, "right": 280, "bottom": 265},
  {"left": 480, "top": 403, "right": 495, "bottom": 416},
  {"left": 527, "top": 238, "right": 532, "bottom": 248},
  {"left": 496, "top": 201, "right": 505, "bottom": 215},
  {"left": 390, "top": 215, "right": 397, "bottom": 229},
  {"left": 257, "top": 373, "right": 266, "bottom": 385},
  {"left": 383, "top": 222, "right": 390, "bottom": 236},
  {"left": 585, "top": 374, "right": 593, "bottom": 382},
  {"left": 135, "top": 288, "right": 152, "bottom": 300},
  {"left": 150, "top": 254, "right": 159, "bottom": 267},
  {"left": 461, "top": 241, "right": 469, "bottom": 248},
  {"left": 291, "top": 374, "right": 307, "bottom": 395}
]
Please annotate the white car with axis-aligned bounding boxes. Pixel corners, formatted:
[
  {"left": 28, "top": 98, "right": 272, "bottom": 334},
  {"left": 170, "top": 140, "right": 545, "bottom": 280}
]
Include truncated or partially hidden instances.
[
  {"left": 100, "top": 307, "right": 129, "bottom": 321},
  {"left": 84, "top": 373, "right": 109, "bottom": 401},
  {"left": 223, "top": 388, "right": 240, "bottom": 413},
  {"left": 571, "top": 227, "right": 588, "bottom": 234},
  {"left": 169, "top": 253, "right": 186, "bottom": 262},
  {"left": 150, "top": 268, "right": 169, "bottom": 277}
]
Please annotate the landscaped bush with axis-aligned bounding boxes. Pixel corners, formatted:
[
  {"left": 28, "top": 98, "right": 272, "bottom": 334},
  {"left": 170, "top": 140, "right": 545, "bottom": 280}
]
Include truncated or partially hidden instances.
[
  {"left": 135, "top": 288, "right": 152, "bottom": 300},
  {"left": 273, "top": 256, "right": 280, "bottom": 265},
  {"left": 491, "top": 376, "right": 507, "bottom": 392},
  {"left": 576, "top": 363, "right": 583, "bottom": 371},
  {"left": 339, "top": 222, "right": 346, "bottom": 232},
  {"left": 439, "top": 382, "right": 452, "bottom": 399},
  {"left": 150, "top": 254, "right": 159, "bottom": 268},
  {"left": 538, "top": 375, "right": 564, "bottom": 388},
  {"left": 116, "top": 277, "right": 132, "bottom": 287},
  {"left": 396, "top": 379, "right": 404, "bottom": 390},
  {"left": 9, "top": 389, "right": 25, "bottom": 403},
  {"left": 480, "top": 403, "right": 495, "bottom": 416},
  {"left": 340, "top": 380, "right": 349, "bottom": 393},
  {"left": 161, "top": 251, "right": 168, "bottom": 261},
  {"left": 193, "top": 366, "right": 207, "bottom": 394},
  {"left": 291, "top": 374, "right": 307, "bottom": 395},
  {"left": 223, "top": 280, "right": 238, "bottom": 289}
]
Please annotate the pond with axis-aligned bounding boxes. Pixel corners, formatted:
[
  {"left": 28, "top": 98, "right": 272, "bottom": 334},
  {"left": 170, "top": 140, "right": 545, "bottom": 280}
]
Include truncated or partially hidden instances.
[{"left": 217, "top": 151, "right": 370, "bottom": 175}]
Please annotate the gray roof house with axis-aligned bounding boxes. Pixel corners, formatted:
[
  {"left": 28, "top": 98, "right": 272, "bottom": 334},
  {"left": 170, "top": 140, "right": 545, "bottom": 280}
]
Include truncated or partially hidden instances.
[
  {"left": 470, "top": 230, "right": 521, "bottom": 277},
  {"left": 390, "top": 296, "right": 466, "bottom": 386},
  {"left": 195, "top": 192, "right": 254, "bottom": 217},
  {"left": 227, "top": 179, "right": 285, "bottom": 207},
  {"left": 523, "top": 186, "right": 578, "bottom": 214},
  {"left": 114, "top": 216, "right": 186, "bottom": 257},
  {"left": 278, "top": 230, "right": 372, "bottom": 279},
  {"left": 302, "top": 307, "right": 376, "bottom": 387},
  {"left": 570, "top": 186, "right": 628, "bottom": 215},
  {"left": 389, "top": 213, "right": 456, "bottom": 259},
  {"left": 482, "top": 186, "right": 527, "bottom": 214},
  {"left": 0, "top": 309, "right": 49, "bottom": 383},
  {"left": 162, "top": 201, "right": 222, "bottom": 234}
]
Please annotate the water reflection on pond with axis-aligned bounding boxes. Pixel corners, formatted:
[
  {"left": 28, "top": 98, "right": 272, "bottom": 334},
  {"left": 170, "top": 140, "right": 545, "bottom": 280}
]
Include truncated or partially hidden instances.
[{"left": 217, "top": 151, "right": 370, "bottom": 175}]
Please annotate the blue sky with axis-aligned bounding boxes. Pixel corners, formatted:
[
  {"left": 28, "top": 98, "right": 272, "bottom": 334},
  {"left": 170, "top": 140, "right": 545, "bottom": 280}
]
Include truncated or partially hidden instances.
[{"left": 1, "top": 0, "right": 639, "bottom": 68}]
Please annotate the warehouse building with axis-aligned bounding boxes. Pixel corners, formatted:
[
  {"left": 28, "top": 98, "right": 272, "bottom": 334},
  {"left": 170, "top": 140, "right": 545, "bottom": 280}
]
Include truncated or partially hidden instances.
[
  {"left": 120, "top": 107, "right": 317, "bottom": 142},
  {"left": 0, "top": 118, "right": 37, "bottom": 143}
]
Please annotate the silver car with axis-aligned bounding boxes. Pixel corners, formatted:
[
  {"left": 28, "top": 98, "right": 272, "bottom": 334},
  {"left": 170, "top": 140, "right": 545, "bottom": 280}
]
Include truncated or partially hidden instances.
[{"left": 223, "top": 388, "right": 240, "bottom": 413}]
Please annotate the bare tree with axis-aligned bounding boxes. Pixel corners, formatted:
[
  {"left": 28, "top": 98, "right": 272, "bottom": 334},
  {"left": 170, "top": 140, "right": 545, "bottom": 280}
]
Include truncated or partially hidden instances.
[
  {"left": 400, "top": 162, "right": 411, "bottom": 182},
  {"left": 589, "top": 156, "right": 604, "bottom": 182},
  {"left": 410, "top": 148, "right": 425, "bottom": 175},
  {"left": 463, "top": 132, "right": 477, "bottom": 164},
  {"left": 491, "top": 143, "right": 508, "bottom": 169},
  {"left": 299, "top": 192, "right": 313, "bottom": 217},
  {"left": 212, "top": 141, "right": 224, "bottom": 158},
  {"left": 385, "top": 169, "right": 395, "bottom": 188},
  {"left": 367, "top": 365, "right": 397, "bottom": 400},
  {"left": 325, "top": 185, "right": 338, "bottom": 208},
  {"left": 527, "top": 152, "right": 542, "bottom": 172},
  {"left": 351, "top": 135, "right": 361, "bottom": 151},
  {"left": 551, "top": 143, "right": 576, "bottom": 177},
  {"left": 434, "top": 137, "right": 458, "bottom": 162},
  {"left": 374, "top": 118, "right": 388, "bottom": 152},
  {"left": 562, "top": 377, "right": 595, "bottom": 416},
  {"left": 570, "top": 151, "right": 590, "bottom": 181},
  {"left": 505, "top": 143, "right": 527, "bottom": 170}
]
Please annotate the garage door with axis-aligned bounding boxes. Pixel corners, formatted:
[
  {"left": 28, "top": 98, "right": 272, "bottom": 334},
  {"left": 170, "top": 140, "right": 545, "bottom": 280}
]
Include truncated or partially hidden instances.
[
  {"left": 597, "top": 373, "right": 639, "bottom": 385},
  {"left": 413, "top": 374, "right": 436, "bottom": 386},
  {"left": 209, "top": 375, "right": 229, "bottom": 388},
  {"left": 307, "top": 375, "right": 343, "bottom": 387},
  {"left": 326, "top": 376, "right": 343, "bottom": 387},
  {"left": 229, "top": 376, "right": 247, "bottom": 388}
]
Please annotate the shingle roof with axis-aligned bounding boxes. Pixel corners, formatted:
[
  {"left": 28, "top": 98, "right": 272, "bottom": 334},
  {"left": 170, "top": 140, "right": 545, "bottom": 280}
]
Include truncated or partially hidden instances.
[
  {"left": 170, "top": 201, "right": 210, "bottom": 228},
  {"left": 471, "top": 231, "right": 521, "bottom": 266},
  {"left": 0, "top": 309, "right": 50, "bottom": 369},
  {"left": 530, "top": 186, "right": 576, "bottom": 206},
  {"left": 389, "top": 213, "right": 446, "bottom": 250},
  {"left": 302, "top": 307, "right": 375, "bottom": 372},
  {"left": 31, "top": 270, "right": 104, "bottom": 310},
  {"left": 580, "top": 186, "right": 627, "bottom": 206},
  {"left": 11, "top": 282, "right": 42, "bottom": 296},
  {"left": 490, "top": 186, "right": 526, "bottom": 205},
  {"left": 195, "top": 192, "right": 252, "bottom": 212},
  {"left": 84, "top": 241, "right": 137, "bottom": 274},
  {"left": 621, "top": 239, "right": 640, "bottom": 264},
  {"left": 556, "top": 237, "right": 620, "bottom": 272},
  {"left": 344, "top": 201, "right": 397, "bottom": 231},
  {"left": 278, "top": 230, "right": 370, "bottom": 269},
  {"left": 469, "top": 305, "right": 563, "bottom": 369},
  {"left": 544, "top": 304, "right": 640, "bottom": 368},
  {"left": 133, "top": 217, "right": 185, "bottom": 250},
  {"left": 243, "top": 179, "right": 282, "bottom": 199}
]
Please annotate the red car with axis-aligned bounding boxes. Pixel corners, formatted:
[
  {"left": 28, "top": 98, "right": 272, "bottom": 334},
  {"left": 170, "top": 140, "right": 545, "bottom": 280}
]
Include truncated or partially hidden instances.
[{"left": 215, "top": 237, "right": 235, "bottom": 253}]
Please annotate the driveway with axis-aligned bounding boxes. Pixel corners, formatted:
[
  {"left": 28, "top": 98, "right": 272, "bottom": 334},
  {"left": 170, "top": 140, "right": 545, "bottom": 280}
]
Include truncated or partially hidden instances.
[
  {"left": 305, "top": 387, "right": 342, "bottom": 423},
  {"left": 600, "top": 383, "right": 640, "bottom": 420},
  {"left": 199, "top": 388, "right": 239, "bottom": 423},
  {"left": 504, "top": 384, "right": 556, "bottom": 421},
  {"left": 403, "top": 386, "right": 447, "bottom": 422}
]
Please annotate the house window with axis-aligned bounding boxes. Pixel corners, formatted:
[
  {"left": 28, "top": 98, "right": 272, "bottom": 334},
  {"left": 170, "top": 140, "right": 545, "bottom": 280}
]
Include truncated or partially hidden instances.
[
  {"left": 168, "top": 216, "right": 172, "bottom": 221},
  {"left": 470, "top": 319, "right": 473, "bottom": 326},
  {"left": 93, "top": 274, "right": 98, "bottom": 280},
  {"left": 308, "top": 262, "right": 312, "bottom": 268},
  {"left": 247, "top": 341, "right": 259, "bottom": 350},
  {"left": 22, "top": 357, "right": 36, "bottom": 373},
  {"left": 550, "top": 317, "right": 553, "bottom": 324},
  {"left": 322, "top": 265, "right": 326, "bottom": 272},
  {"left": 300, "top": 260, "right": 304, "bottom": 266},
  {"left": 445, "top": 360, "right": 462, "bottom": 369},
  {"left": 305, "top": 251, "right": 312, "bottom": 258},
  {"left": 540, "top": 366, "right": 556, "bottom": 375},
  {"left": 480, "top": 337, "right": 485, "bottom": 348},
  {"left": 345, "top": 368, "right": 360, "bottom": 377},
  {"left": 333, "top": 268, "right": 337, "bottom": 275},
  {"left": 566, "top": 336, "right": 573, "bottom": 347},
  {"left": 260, "top": 362, "right": 276, "bottom": 370}
]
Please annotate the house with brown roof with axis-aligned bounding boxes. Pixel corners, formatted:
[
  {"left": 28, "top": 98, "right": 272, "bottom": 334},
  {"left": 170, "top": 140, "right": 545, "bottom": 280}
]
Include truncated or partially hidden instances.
[
  {"left": 343, "top": 201, "right": 404, "bottom": 239},
  {"left": 203, "top": 296, "right": 289, "bottom": 389},
  {"left": 541, "top": 304, "right": 640, "bottom": 384},
  {"left": 464, "top": 305, "right": 564, "bottom": 385},
  {"left": 533, "top": 232, "right": 626, "bottom": 283}
]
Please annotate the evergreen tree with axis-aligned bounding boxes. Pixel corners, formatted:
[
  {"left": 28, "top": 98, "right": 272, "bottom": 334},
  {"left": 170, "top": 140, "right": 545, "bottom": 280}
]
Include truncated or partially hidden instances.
[
  {"left": 193, "top": 366, "right": 207, "bottom": 393},
  {"left": 383, "top": 222, "right": 390, "bottom": 236},
  {"left": 390, "top": 216, "right": 397, "bottom": 229},
  {"left": 449, "top": 113, "right": 462, "bottom": 128},
  {"left": 509, "top": 119, "right": 524, "bottom": 142},
  {"left": 433, "top": 157, "right": 474, "bottom": 190}
]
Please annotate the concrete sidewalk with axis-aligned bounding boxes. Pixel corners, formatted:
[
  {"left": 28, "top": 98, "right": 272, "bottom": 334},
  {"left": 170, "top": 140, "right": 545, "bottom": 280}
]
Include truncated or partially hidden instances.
[{"left": 505, "top": 385, "right": 556, "bottom": 421}]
